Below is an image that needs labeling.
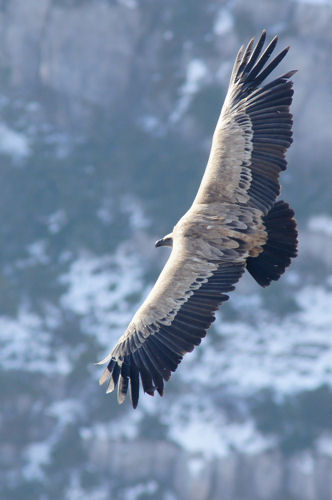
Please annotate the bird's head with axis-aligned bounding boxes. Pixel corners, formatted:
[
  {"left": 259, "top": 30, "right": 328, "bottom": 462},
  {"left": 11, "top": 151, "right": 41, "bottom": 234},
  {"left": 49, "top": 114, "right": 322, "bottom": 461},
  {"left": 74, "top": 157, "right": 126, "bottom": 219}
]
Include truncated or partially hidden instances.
[{"left": 155, "top": 233, "right": 173, "bottom": 248}]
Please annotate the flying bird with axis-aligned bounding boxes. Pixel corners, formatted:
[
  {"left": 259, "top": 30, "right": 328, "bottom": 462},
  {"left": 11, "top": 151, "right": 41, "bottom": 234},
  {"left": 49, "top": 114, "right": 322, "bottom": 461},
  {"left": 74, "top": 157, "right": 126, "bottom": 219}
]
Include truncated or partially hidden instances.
[{"left": 98, "top": 30, "right": 298, "bottom": 408}]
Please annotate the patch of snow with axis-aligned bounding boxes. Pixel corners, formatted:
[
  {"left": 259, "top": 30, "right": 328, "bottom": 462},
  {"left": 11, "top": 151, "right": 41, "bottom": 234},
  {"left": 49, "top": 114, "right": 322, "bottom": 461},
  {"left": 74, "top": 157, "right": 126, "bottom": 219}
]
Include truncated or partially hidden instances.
[
  {"left": 316, "top": 433, "right": 332, "bottom": 456},
  {"left": 184, "top": 60, "right": 208, "bottom": 94},
  {"left": 214, "top": 8, "right": 234, "bottom": 36},
  {"left": 308, "top": 214, "right": 332, "bottom": 236},
  {"left": 27, "top": 240, "right": 49, "bottom": 263},
  {"left": 0, "top": 306, "right": 71, "bottom": 374},
  {"left": 81, "top": 408, "right": 141, "bottom": 443},
  {"left": 0, "top": 123, "right": 30, "bottom": 159},
  {"left": 60, "top": 254, "right": 120, "bottom": 315},
  {"left": 48, "top": 399, "right": 84, "bottom": 428},
  {"left": 15, "top": 240, "right": 49, "bottom": 269},
  {"left": 59, "top": 246, "right": 145, "bottom": 349},
  {"left": 170, "top": 416, "right": 229, "bottom": 457},
  {"left": 170, "top": 59, "right": 208, "bottom": 123},
  {"left": 187, "top": 456, "right": 206, "bottom": 476},
  {"left": 124, "top": 481, "right": 158, "bottom": 500},
  {"left": 23, "top": 399, "right": 86, "bottom": 482},
  {"left": 284, "top": 270, "right": 301, "bottom": 285},
  {"left": 43, "top": 303, "right": 63, "bottom": 330},
  {"left": 138, "top": 114, "right": 163, "bottom": 136},
  {"left": 120, "top": 194, "right": 150, "bottom": 230},
  {"left": 180, "top": 284, "right": 332, "bottom": 397},
  {"left": 44, "top": 209, "right": 67, "bottom": 234},
  {"left": 23, "top": 441, "right": 51, "bottom": 480},
  {"left": 167, "top": 398, "right": 274, "bottom": 458}
]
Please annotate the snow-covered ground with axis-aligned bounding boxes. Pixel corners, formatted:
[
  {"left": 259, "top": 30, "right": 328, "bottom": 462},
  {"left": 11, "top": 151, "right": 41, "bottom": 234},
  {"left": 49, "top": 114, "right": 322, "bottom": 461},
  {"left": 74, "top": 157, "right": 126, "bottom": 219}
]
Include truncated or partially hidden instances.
[
  {"left": 181, "top": 283, "right": 332, "bottom": 396},
  {"left": 59, "top": 246, "right": 145, "bottom": 351},
  {"left": 0, "top": 122, "right": 30, "bottom": 159},
  {"left": 3, "top": 213, "right": 332, "bottom": 462},
  {"left": 0, "top": 305, "right": 71, "bottom": 374}
]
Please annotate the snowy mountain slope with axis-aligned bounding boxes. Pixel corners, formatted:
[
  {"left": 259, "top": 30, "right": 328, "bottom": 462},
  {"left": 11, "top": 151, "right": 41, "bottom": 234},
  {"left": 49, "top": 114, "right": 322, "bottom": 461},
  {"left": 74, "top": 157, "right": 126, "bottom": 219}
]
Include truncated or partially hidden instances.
[{"left": 1, "top": 1, "right": 332, "bottom": 499}]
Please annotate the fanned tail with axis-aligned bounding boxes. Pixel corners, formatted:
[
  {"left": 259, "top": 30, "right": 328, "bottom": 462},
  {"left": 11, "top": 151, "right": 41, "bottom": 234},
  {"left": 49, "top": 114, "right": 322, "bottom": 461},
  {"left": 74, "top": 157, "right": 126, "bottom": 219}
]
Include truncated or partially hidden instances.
[{"left": 246, "top": 200, "right": 298, "bottom": 287}]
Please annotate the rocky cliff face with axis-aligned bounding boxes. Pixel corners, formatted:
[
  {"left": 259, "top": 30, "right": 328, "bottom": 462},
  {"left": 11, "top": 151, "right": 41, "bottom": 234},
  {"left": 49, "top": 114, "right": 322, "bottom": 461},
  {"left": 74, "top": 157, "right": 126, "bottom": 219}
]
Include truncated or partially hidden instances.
[
  {"left": 1, "top": 1, "right": 332, "bottom": 499},
  {"left": 86, "top": 438, "right": 332, "bottom": 500},
  {"left": 1, "top": 0, "right": 331, "bottom": 211}
]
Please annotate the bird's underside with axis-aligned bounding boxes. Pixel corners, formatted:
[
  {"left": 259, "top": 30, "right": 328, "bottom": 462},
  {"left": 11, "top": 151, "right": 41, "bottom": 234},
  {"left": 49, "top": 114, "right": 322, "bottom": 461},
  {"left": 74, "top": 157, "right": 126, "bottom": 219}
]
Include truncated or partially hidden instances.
[{"left": 98, "top": 30, "right": 298, "bottom": 408}]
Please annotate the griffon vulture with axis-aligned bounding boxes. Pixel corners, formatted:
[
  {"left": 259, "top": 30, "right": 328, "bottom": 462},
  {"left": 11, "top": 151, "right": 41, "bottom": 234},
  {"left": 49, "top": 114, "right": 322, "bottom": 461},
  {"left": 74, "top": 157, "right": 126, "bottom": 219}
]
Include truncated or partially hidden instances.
[{"left": 98, "top": 30, "right": 298, "bottom": 408}]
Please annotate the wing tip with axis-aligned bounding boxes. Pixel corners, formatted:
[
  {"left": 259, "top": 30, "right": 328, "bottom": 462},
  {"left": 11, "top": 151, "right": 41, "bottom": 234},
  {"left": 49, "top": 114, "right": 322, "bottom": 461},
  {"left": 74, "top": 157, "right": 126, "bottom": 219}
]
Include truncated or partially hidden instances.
[
  {"left": 117, "top": 391, "right": 127, "bottom": 404},
  {"left": 106, "top": 378, "right": 115, "bottom": 394},
  {"left": 99, "top": 368, "right": 110, "bottom": 386},
  {"left": 233, "top": 30, "right": 293, "bottom": 92},
  {"left": 96, "top": 354, "right": 112, "bottom": 366},
  {"left": 257, "top": 29, "right": 267, "bottom": 46}
]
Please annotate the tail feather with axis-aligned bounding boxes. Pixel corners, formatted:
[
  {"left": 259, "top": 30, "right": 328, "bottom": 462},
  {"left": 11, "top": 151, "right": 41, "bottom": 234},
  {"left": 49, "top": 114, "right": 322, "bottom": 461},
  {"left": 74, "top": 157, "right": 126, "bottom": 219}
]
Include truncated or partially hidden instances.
[{"left": 246, "top": 200, "right": 297, "bottom": 287}]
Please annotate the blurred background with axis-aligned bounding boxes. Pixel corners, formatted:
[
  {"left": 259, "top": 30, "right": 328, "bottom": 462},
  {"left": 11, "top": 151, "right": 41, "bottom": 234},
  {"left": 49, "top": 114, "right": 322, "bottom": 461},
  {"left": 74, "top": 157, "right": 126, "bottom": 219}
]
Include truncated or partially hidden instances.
[{"left": 0, "top": 0, "right": 332, "bottom": 499}]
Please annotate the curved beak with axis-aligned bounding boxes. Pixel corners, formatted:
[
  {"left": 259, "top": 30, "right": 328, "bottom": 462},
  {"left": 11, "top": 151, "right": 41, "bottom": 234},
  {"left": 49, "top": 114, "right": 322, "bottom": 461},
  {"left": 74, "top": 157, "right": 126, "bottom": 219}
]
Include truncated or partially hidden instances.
[{"left": 155, "top": 238, "right": 163, "bottom": 248}]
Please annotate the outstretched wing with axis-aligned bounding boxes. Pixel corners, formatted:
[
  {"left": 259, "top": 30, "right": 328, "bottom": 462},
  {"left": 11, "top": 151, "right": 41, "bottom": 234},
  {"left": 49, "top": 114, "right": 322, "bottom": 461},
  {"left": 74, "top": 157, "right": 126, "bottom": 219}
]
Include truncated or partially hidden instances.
[
  {"left": 194, "top": 30, "right": 295, "bottom": 214},
  {"left": 99, "top": 230, "right": 247, "bottom": 408},
  {"left": 98, "top": 31, "right": 296, "bottom": 408}
]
